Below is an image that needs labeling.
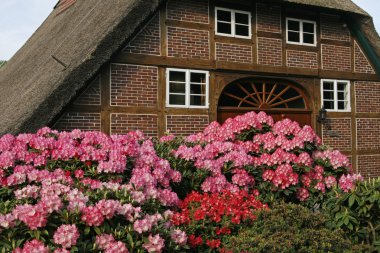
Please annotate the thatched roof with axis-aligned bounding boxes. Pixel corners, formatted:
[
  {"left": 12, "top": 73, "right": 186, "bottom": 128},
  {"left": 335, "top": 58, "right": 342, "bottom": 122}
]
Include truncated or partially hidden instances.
[{"left": 0, "top": 0, "right": 379, "bottom": 134}]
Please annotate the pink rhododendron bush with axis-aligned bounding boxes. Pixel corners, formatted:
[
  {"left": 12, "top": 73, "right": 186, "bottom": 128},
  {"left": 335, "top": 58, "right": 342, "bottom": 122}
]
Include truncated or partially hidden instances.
[{"left": 0, "top": 111, "right": 361, "bottom": 252}]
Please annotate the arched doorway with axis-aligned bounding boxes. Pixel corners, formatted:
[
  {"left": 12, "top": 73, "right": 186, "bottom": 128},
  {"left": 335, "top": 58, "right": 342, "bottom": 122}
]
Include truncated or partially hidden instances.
[{"left": 218, "top": 78, "right": 312, "bottom": 126}]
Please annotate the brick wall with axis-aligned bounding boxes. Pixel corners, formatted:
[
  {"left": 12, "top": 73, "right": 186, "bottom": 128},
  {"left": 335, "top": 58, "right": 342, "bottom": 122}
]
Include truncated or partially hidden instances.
[
  {"left": 53, "top": 113, "right": 101, "bottom": 131},
  {"left": 166, "top": 115, "right": 209, "bottom": 136},
  {"left": 286, "top": 50, "right": 318, "bottom": 69},
  {"left": 110, "top": 64, "right": 158, "bottom": 107},
  {"left": 321, "top": 44, "right": 351, "bottom": 72},
  {"left": 320, "top": 13, "right": 350, "bottom": 42},
  {"left": 111, "top": 114, "right": 158, "bottom": 137},
  {"left": 124, "top": 14, "right": 161, "bottom": 55},
  {"left": 167, "top": 27, "right": 209, "bottom": 59},
  {"left": 355, "top": 81, "right": 380, "bottom": 113},
  {"left": 358, "top": 155, "right": 380, "bottom": 178},
  {"left": 354, "top": 41, "right": 375, "bottom": 74},
  {"left": 257, "top": 37, "right": 282, "bottom": 66},
  {"left": 73, "top": 76, "right": 101, "bottom": 106},
  {"left": 356, "top": 118, "right": 380, "bottom": 151},
  {"left": 167, "top": 0, "right": 209, "bottom": 24},
  {"left": 256, "top": 3, "right": 281, "bottom": 33},
  {"left": 322, "top": 118, "right": 351, "bottom": 151},
  {"left": 216, "top": 43, "right": 252, "bottom": 63}
]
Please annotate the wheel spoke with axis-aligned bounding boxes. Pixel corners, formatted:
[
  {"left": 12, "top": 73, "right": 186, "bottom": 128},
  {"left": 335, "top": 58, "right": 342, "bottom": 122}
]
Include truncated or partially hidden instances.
[
  {"left": 237, "top": 83, "right": 260, "bottom": 104},
  {"left": 250, "top": 83, "right": 263, "bottom": 105},
  {"left": 266, "top": 83, "right": 277, "bottom": 103},
  {"left": 268, "top": 86, "right": 291, "bottom": 105},
  {"left": 270, "top": 95, "right": 303, "bottom": 108},
  {"left": 262, "top": 82, "right": 266, "bottom": 103},
  {"left": 224, "top": 92, "right": 258, "bottom": 107}
]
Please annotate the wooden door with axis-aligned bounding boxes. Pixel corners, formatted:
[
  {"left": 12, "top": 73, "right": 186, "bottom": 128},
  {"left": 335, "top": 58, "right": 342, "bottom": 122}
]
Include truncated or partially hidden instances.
[{"left": 217, "top": 79, "right": 312, "bottom": 126}]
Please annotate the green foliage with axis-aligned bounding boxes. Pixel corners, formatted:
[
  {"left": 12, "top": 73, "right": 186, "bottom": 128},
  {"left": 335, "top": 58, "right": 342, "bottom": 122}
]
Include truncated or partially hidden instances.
[
  {"left": 324, "top": 177, "right": 380, "bottom": 251},
  {"left": 0, "top": 60, "right": 6, "bottom": 69},
  {"left": 223, "top": 203, "right": 369, "bottom": 253}
]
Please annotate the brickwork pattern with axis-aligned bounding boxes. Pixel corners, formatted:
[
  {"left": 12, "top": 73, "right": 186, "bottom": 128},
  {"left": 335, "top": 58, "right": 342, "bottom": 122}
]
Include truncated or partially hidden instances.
[
  {"left": 167, "top": 0, "right": 209, "bottom": 24},
  {"left": 357, "top": 118, "right": 380, "bottom": 151},
  {"left": 124, "top": 14, "right": 160, "bottom": 55},
  {"left": 257, "top": 37, "right": 282, "bottom": 66},
  {"left": 286, "top": 50, "right": 318, "bottom": 69},
  {"left": 216, "top": 43, "right": 252, "bottom": 63},
  {"left": 358, "top": 155, "right": 380, "bottom": 178},
  {"left": 110, "top": 64, "right": 158, "bottom": 107},
  {"left": 322, "top": 118, "right": 352, "bottom": 151},
  {"left": 355, "top": 81, "right": 380, "bottom": 113},
  {"left": 321, "top": 44, "right": 351, "bottom": 72},
  {"left": 111, "top": 114, "right": 158, "bottom": 137},
  {"left": 167, "top": 27, "right": 209, "bottom": 59},
  {"left": 256, "top": 3, "right": 281, "bottom": 33},
  {"left": 166, "top": 115, "right": 209, "bottom": 136},
  {"left": 320, "top": 13, "right": 350, "bottom": 42},
  {"left": 354, "top": 41, "right": 375, "bottom": 74},
  {"left": 53, "top": 113, "right": 101, "bottom": 131},
  {"left": 73, "top": 76, "right": 101, "bottom": 106}
]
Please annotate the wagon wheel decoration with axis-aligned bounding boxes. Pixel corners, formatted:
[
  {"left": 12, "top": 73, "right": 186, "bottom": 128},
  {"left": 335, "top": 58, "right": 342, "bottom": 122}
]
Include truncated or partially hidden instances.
[{"left": 219, "top": 80, "right": 307, "bottom": 109}]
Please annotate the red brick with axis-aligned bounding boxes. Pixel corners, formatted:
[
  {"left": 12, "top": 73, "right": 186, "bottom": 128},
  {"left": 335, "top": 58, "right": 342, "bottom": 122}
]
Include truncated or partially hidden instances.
[
  {"left": 110, "top": 64, "right": 158, "bottom": 107},
  {"left": 256, "top": 3, "right": 281, "bottom": 33},
  {"left": 355, "top": 81, "right": 380, "bottom": 113},
  {"left": 354, "top": 41, "right": 375, "bottom": 74},
  {"left": 73, "top": 76, "right": 101, "bottom": 106},
  {"left": 321, "top": 44, "right": 351, "bottom": 72},
  {"left": 287, "top": 50, "right": 318, "bottom": 69},
  {"left": 322, "top": 118, "right": 351, "bottom": 151},
  {"left": 358, "top": 155, "right": 380, "bottom": 178},
  {"left": 257, "top": 37, "right": 282, "bottom": 66},
  {"left": 53, "top": 113, "right": 101, "bottom": 131},
  {"left": 166, "top": 115, "right": 209, "bottom": 136},
  {"left": 124, "top": 14, "right": 161, "bottom": 55},
  {"left": 167, "top": 27, "right": 209, "bottom": 59},
  {"left": 167, "top": 0, "right": 209, "bottom": 24},
  {"left": 320, "top": 13, "right": 350, "bottom": 42},
  {"left": 111, "top": 114, "right": 158, "bottom": 137},
  {"left": 357, "top": 118, "right": 380, "bottom": 151},
  {"left": 216, "top": 43, "right": 252, "bottom": 63}
]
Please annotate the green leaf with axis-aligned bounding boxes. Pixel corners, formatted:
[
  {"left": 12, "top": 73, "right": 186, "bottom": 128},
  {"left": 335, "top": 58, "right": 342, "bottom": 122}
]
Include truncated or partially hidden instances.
[{"left": 348, "top": 194, "right": 355, "bottom": 207}]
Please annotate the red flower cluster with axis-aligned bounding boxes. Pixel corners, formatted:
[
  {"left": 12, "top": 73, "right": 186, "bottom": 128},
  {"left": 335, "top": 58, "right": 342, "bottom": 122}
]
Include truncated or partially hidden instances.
[{"left": 172, "top": 190, "right": 267, "bottom": 251}]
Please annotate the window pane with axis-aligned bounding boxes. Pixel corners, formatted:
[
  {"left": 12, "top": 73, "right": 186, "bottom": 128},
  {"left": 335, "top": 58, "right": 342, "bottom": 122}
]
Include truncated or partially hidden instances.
[
  {"left": 235, "top": 12, "right": 249, "bottom": 24},
  {"left": 169, "top": 71, "right": 186, "bottom": 82},
  {"left": 217, "top": 22, "right": 232, "bottom": 34},
  {"left": 190, "top": 73, "right": 206, "bottom": 83},
  {"left": 303, "top": 22, "right": 314, "bottom": 33},
  {"left": 217, "top": 10, "right": 231, "bottom": 22},
  {"left": 288, "top": 31, "right": 300, "bottom": 42},
  {"left": 323, "top": 82, "right": 334, "bottom": 90},
  {"left": 323, "top": 91, "right": 334, "bottom": 100},
  {"left": 190, "top": 95, "right": 206, "bottom": 106},
  {"left": 338, "top": 92, "right": 345, "bottom": 100},
  {"left": 191, "top": 84, "right": 205, "bottom": 95},
  {"left": 303, "top": 33, "right": 315, "bottom": 44},
  {"left": 338, "top": 101, "right": 348, "bottom": 110},
  {"left": 337, "top": 82, "right": 347, "bottom": 91},
  {"left": 169, "top": 82, "right": 186, "bottom": 93},
  {"left": 236, "top": 24, "right": 249, "bottom": 36},
  {"left": 323, "top": 100, "right": 334, "bottom": 110},
  {"left": 169, "top": 94, "right": 186, "bottom": 105},
  {"left": 288, "top": 20, "right": 300, "bottom": 31}
]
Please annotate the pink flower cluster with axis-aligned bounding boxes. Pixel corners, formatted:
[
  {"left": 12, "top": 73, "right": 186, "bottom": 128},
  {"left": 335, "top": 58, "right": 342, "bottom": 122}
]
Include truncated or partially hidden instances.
[
  {"left": 13, "top": 239, "right": 49, "bottom": 253},
  {"left": 96, "top": 234, "right": 129, "bottom": 253},
  {"left": 53, "top": 224, "right": 79, "bottom": 249}
]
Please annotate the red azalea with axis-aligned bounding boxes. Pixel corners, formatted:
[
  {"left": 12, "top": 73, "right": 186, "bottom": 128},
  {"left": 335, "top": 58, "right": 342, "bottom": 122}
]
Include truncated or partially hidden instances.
[
  {"left": 65, "top": 171, "right": 71, "bottom": 177},
  {"left": 188, "top": 235, "right": 203, "bottom": 248},
  {"left": 206, "top": 239, "right": 221, "bottom": 249},
  {"left": 85, "top": 161, "right": 92, "bottom": 167}
]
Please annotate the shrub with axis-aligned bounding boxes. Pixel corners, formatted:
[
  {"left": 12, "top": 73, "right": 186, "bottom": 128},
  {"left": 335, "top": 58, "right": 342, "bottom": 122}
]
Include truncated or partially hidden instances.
[
  {"left": 157, "top": 112, "right": 358, "bottom": 207},
  {"left": 324, "top": 177, "right": 380, "bottom": 251},
  {"left": 223, "top": 203, "right": 369, "bottom": 253}
]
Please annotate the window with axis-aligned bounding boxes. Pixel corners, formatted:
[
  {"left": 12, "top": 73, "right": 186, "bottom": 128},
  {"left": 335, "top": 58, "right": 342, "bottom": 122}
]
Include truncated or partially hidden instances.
[
  {"left": 215, "top": 7, "right": 251, "bottom": 38},
  {"left": 166, "top": 69, "right": 209, "bottom": 108},
  {"left": 286, "top": 18, "right": 316, "bottom": 46},
  {"left": 321, "top": 80, "right": 350, "bottom": 112}
]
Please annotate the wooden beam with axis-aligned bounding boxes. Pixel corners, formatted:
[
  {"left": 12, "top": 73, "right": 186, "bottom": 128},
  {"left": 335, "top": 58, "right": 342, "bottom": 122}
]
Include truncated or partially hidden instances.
[
  {"left": 100, "top": 64, "right": 111, "bottom": 134},
  {"left": 166, "top": 20, "right": 209, "bottom": 30}
]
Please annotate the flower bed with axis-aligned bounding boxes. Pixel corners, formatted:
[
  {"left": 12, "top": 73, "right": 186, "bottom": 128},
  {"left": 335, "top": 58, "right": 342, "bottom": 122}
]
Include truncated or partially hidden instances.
[{"left": 0, "top": 112, "right": 361, "bottom": 252}]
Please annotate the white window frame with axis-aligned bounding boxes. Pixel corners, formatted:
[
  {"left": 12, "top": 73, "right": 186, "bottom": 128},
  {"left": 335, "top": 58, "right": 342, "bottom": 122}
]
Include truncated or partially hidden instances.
[
  {"left": 215, "top": 7, "right": 252, "bottom": 39},
  {"left": 286, "top": 18, "right": 317, "bottom": 46},
  {"left": 166, "top": 68, "right": 209, "bottom": 109},
  {"left": 321, "top": 79, "right": 351, "bottom": 112}
]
